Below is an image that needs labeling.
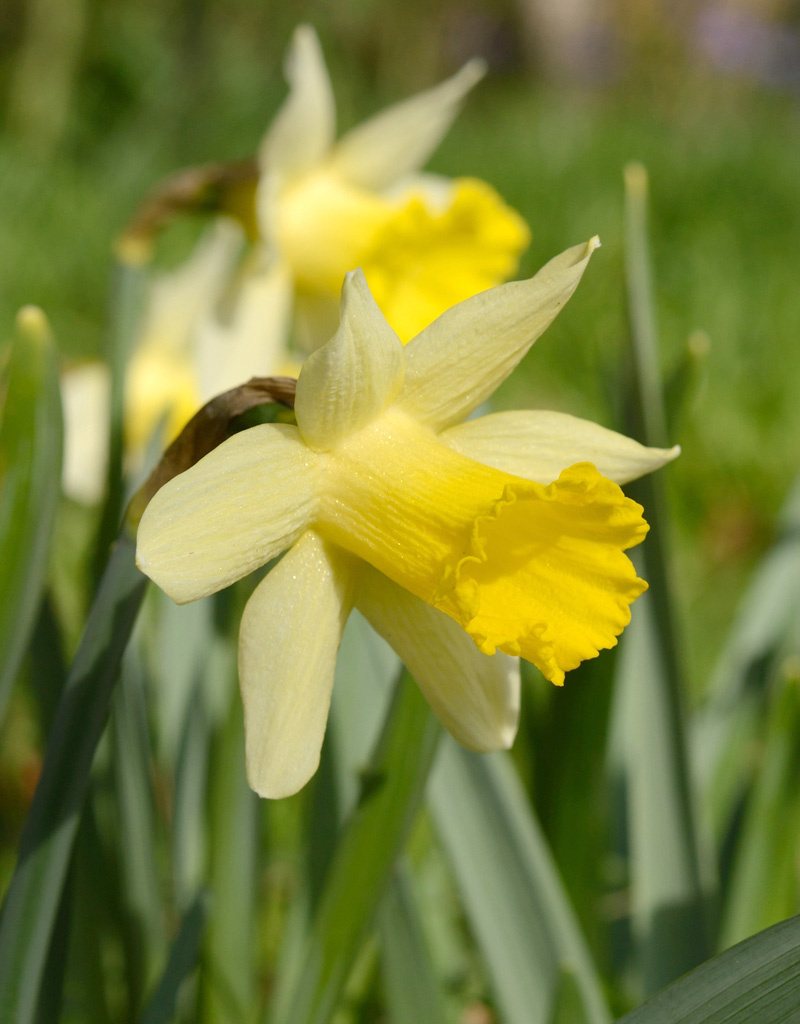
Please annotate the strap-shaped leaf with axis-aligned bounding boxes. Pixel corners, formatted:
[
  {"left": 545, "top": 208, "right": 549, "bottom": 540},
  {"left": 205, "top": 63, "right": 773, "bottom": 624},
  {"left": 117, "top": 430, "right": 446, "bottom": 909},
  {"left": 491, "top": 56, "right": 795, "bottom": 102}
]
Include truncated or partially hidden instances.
[
  {"left": 0, "top": 307, "right": 62, "bottom": 722},
  {"left": 429, "top": 742, "right": 611, "bottom": 1024},
  {"left": 616, "top": 163, "right": 709, "bottom": 993},
  {"left": 0, "top": 533, "right": 147, "bottom": 1024},
  {"left": 141, "top": 893, "right": 208, "bottom": 1024},
  {"left": 379, "top": 865, "right": 448, "bottom": 1024},
  {"left": 616, "top": 915, "right": 800, "bottom": 1024}
]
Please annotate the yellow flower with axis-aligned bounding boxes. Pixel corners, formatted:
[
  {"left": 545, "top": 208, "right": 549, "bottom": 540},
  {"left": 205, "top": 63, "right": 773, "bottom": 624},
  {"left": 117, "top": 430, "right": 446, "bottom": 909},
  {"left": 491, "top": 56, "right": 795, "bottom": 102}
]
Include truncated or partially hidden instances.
[
  {"left": 256, "top": 24, "right": 530, "bottom": 348},
  {"left": 136, "top": 239, "right": 678, "bottom": 799}
]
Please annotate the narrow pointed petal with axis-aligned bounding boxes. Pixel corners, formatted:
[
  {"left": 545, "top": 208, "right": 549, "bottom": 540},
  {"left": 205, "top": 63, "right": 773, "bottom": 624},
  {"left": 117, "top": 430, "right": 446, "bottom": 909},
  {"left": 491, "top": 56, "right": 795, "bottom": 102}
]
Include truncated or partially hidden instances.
[
  {"left": 443, "top": 409, "right": 680, "bottom": 485},
  {"left": 397, "top": 238, "right": 600, "bottom": 431},
  {"left": 357, "top": 565, "right": 520, "bottom": 752},
  {"left": 295, "top": 269, "right": 404, "bottom": 451},
  {"left": 195, "top": 257, "right": 294, "bottom": 398},
  {"left": 259, "top": 25, "right": 336, "bottom": 177},
  {"left": 136, "top": 424, "right": 319, "bottom": 603},
  {"left": 329, "top": 59, "right": 485, "bottom": 191},
  {"left": 141, "top": 220, "right": 244, "bottom": 356},
  {"left": 239, "top": 531, "right": 356, "bottom": 798}
]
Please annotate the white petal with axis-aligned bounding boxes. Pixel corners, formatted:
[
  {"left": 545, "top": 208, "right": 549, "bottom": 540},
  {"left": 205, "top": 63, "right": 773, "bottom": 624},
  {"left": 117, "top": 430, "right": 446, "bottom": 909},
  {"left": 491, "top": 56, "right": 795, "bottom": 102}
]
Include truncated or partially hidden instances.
[
  {"left": 259, "top": 25, "right": 336, "bottom": 177},
  {"left": 443, "top": 410, "right": 680, "bottom": 485},
  {"left": 295, "top": 269, "right": 404, "bottom": 451},
  {"left": 195, "top": 256, "right": 294, "bottom": 399},
  {"left": 397, "top": 238, "right": 600, "bottom": 432},
  {"left": 136, "top": 424, "right": 319, "bottom": 603},
  {"left": 329, "top": 59, "right": 485, "bottom": 191},
  {"left": 239, "top": 531, "right": 356, "bottom": 798},
  {"left": 60, "top": 362, "right": 110, "bottom": 504},
  {"left": 357, "top": 565, "right": 520, "bottom": 752}
]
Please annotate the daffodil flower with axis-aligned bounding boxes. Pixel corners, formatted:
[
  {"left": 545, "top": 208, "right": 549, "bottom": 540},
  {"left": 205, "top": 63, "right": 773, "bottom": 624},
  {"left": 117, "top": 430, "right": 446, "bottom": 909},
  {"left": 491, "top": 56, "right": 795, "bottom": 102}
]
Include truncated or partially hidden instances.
[
  {"left": 62, "top": 26, "right": 528, "bottom": 503},
  {"left": 136, "top": 239, "right": 678, "bottom": 799},
  {"left": 60, "top": 221, "right": 290, "bottom": 502},
  {"left": 254, "top": 24, "right": 530, "bottom": 349}
]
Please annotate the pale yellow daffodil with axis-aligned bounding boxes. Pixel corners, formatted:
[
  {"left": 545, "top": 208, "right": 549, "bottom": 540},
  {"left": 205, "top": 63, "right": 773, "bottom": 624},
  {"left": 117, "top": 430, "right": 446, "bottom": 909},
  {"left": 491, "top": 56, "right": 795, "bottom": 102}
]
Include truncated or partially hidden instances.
[
  {"left": 136, "top": 239, "right": 679, "bottom": 799},
  {"left": 255, "top": 24, "right": 530, "bottom": 349}
]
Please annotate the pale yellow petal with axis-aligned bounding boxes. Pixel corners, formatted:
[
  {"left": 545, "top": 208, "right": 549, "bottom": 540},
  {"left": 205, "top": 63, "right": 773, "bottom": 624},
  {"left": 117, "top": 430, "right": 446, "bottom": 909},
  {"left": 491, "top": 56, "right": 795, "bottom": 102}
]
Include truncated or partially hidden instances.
[
  {"left": 357, "top": 565, "right": 519, "bottom": 752},
  {"left": 443, "top": 410, "right": 680, "bottom": 485},
  {"left": 140, "top": 220, "right": 244, "bottom": 358},
  {"left": 136, "top": 424, "right": 319, "bottom": 603},
  {"left": 397, "top": 238, "right": 600, "bottom": 431},
  {"left": 239, "top": 531, "right": 356, "bottom": 798},
  {"left": 295, "top": 270, "right": 404, "bottom": 451},
  {"left": 195, "top": 256, "right": 293, "bottom": 398},
  {"left": 259, "top": 25, "right": 336, "bottom": 177},
  {"left": 60, "top": 362, "right": 110, "bottom": 504},
  {"left": 329, "top": 59, "right": 485, "bottom": 190}
]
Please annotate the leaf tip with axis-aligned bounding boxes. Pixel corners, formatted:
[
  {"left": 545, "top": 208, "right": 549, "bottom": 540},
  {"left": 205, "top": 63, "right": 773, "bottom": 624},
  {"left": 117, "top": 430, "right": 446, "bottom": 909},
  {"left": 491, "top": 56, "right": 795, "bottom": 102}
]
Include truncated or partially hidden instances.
[{"left": 15, "top": 305, "right": 51, "bottom": 344}]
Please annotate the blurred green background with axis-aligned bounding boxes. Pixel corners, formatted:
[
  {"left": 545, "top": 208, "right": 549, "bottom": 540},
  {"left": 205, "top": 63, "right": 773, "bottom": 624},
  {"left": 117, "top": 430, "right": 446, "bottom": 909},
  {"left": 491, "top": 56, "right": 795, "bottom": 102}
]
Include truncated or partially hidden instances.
[
  {"left": 3, "top": 0, "right": 800, "bottom": 696},
  {"left": 3, "top": 2, "right": 800, "bottom": 1020}
]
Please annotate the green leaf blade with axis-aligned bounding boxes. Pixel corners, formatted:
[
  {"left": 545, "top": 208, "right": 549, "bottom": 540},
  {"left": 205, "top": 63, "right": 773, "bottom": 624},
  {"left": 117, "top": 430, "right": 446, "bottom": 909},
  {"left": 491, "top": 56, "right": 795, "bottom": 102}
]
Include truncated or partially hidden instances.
[
  {"left": 616, "top": 915, "right": 800, "bottom": 1024},
  {"left": 0, "top": 306, "right": 63, "bottom": 721},
  {"left": 0, "top": 533, "right": 147, "bottom": 1024},
  {"left": 429, "top": 741, "right": 611, "bottom": 1024},
  {"left": 380, "top": 865, "right": 449, "bottom": 1024}
]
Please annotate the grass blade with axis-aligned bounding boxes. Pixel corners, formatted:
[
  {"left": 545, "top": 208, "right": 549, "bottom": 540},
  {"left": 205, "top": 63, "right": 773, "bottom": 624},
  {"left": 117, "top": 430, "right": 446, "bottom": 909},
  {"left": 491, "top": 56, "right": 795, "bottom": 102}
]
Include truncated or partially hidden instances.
[
  {"left": 112, "top": 651, "right": 167, "bottom": 1007},
  {"left": 271, "top": 672, "right": 441, "bottom": 1024},
  {"left": 693, "top": 469, "right": 800, "bottom": 843},
  {"left": 616, "top": 914, "right": 800, "bottom": 1024},
  {"left": 618, "top": 162, "right": 710, "bottom": 990},
  {"left": 141, "top": 892, "right": 208, "bottom": 1024},
  {"left": 0, "top": 531, "right": 147, "bottom": 1024},
  {"left": 0, "top": 307, "right": 62, "bottom": 723},
  {"left": 173, "top": 681, "right": 211, "bottom": 911},
  {"left": 612, "top": 596, "right": 711, "bottom": 992},
  {"left": 93, "top": 257, "right": 147, "bottom": 580},
  {"left": 379, "top": 864, "right": 449, "bottom": 1024},
  {"left": 200, "top": 693, "right": 259, "bottom": 1024},
  {"left": 429, "top": 741, "right": 611, "bottom": 1024},
  {"left": 718, "top": 657, "right": 800, "bottom": 948}
]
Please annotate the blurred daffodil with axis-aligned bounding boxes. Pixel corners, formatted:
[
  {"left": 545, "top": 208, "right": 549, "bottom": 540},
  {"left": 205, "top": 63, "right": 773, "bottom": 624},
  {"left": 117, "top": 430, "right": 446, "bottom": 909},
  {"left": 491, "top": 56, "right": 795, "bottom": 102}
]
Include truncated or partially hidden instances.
[
  {"left": 60, "top": 220, "right": 291, "bottom": 502},
  {"left": 136, "top": 239, "right": 679, "bottom": 799},
  {"left": 257, "top": 25, "right": 530, "bottom": 349}
]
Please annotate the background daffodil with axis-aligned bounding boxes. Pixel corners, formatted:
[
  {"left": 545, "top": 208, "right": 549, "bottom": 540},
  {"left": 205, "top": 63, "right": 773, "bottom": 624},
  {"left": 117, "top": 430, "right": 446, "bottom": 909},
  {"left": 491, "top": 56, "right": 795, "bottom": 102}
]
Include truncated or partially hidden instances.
[
  {"left": 256, "top": 24, "right": 531, "bottom": 350},
  {"left": 136, "top": 238, "right": 678, "bottom": 799}
]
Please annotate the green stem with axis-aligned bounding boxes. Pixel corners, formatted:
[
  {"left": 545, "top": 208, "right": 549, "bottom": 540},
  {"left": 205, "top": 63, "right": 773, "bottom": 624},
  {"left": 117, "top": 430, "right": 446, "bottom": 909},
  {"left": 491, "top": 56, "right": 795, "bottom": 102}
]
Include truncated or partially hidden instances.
[
  {"left": 621, "top": 162, "right": 710, "bottom": 983},
  {"left": 93, "top": 259, "right": 147, "bottom": 583}
]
